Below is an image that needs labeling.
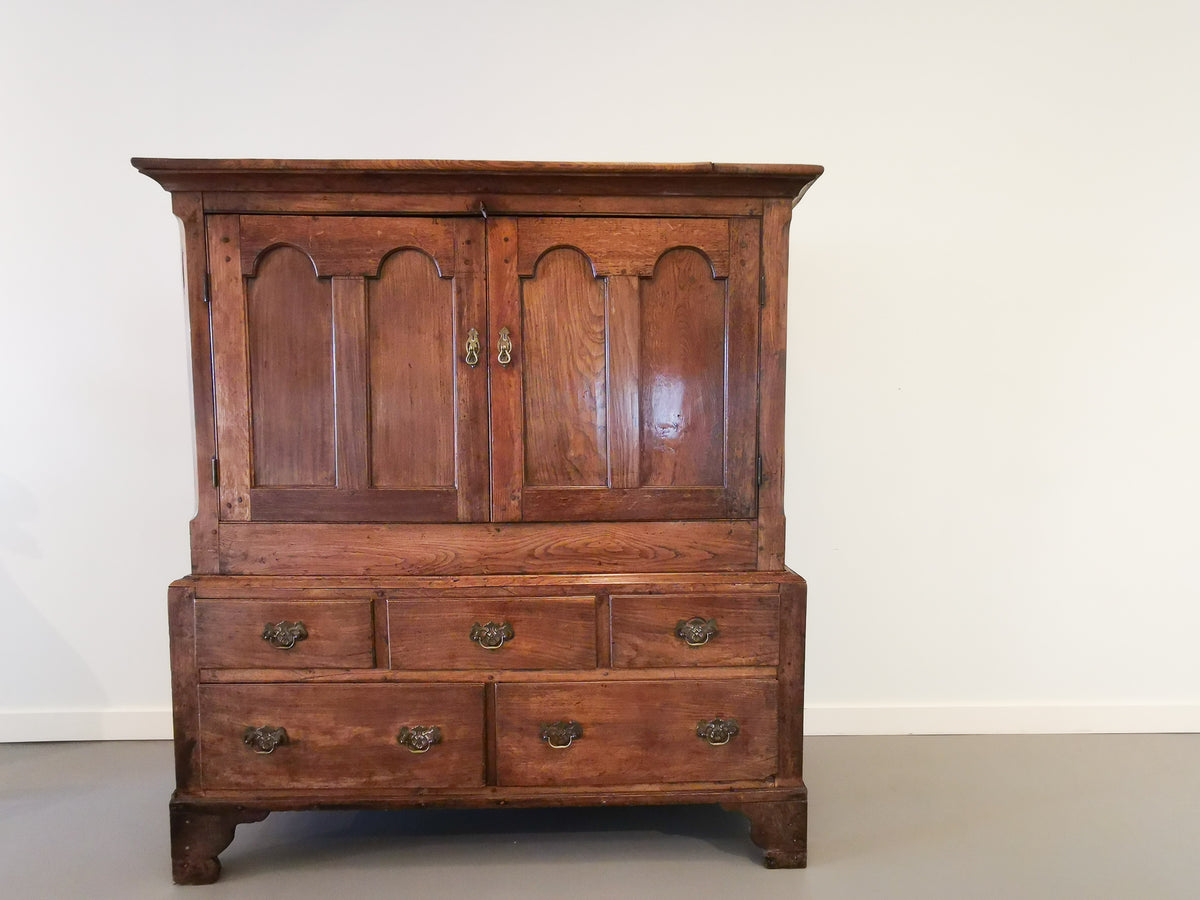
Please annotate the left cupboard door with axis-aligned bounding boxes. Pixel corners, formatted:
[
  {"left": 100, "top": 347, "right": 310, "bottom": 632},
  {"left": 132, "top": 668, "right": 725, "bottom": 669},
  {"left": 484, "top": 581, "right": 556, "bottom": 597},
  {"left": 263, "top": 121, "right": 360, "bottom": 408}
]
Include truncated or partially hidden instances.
[{"left": 208, "top": 215, "right": 489, "bottom": 523}]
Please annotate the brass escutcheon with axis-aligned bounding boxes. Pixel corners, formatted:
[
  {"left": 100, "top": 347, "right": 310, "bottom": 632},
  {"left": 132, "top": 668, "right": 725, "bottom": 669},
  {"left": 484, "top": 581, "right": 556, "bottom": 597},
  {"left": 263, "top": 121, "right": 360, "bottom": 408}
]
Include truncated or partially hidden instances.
[
  {"left": 262, "top": 621, "right": 308, "bottom": 649},
  {"left": 469, "top": 621, "right": 515, "bottom": 650},
  {"left": 675, "top": 617, "right": 719, "bottom": 647},
  {"left": 539, "top": 720, "right": 583, "bottom": 749},
  {"left": 497, "top": 327, "right": 513, "bottom": 366},
  {"left": 397, "top": 725, "right": 443, "bottom": 753},
  {"left": 243, "top": 725, "right": 290, "bottom": 754},
  {"left": 465, "top": 328, "right": 481, "bottom": 367},
  {"left": 696, "top": 717, "right": 740, "bottom": 746}
]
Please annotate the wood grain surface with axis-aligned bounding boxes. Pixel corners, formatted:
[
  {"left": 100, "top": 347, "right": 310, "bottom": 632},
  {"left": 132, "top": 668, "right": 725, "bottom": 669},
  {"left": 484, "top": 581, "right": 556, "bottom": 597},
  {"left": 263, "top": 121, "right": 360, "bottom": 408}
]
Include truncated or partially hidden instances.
[
  {"left": 387, "top": 596, "right": 597, "bottom": 670},
  {"left": 218, "top": 521, "right": 758, "bottom": 575},
  {"left": 495, "top": 679, "right": 777, "bottom": 786},
  {"left": 521, "top": 248, "right": 608, "bottom": 486},
  {"left": 199, "top": 683, "right": 484, "bottom": 790},
  {"left": 194, "top": 599, "right": 375, "bottom": 669},
  {"left": 610, "top": 593, "right": 779, "bottom": 668},
  {"left": 238, "top": 215, "right": 456, "bottom": 278}
]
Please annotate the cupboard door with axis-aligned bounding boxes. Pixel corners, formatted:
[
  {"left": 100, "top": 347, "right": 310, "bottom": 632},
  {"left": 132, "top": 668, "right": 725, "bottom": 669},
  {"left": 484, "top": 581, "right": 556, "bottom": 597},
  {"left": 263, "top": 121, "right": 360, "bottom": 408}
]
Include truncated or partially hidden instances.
[
  {"left": 489, "top": 217, "right": 760, "bottom": 522},
  {"left": 208, "top": 215, "right": 488, "bottom": 522}
]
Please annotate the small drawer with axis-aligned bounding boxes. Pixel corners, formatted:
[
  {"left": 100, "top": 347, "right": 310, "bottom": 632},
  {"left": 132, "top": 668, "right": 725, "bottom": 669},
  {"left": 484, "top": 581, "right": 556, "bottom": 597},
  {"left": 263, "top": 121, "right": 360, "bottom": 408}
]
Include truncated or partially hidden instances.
[
  {"left": 495, "top": 679, "right": 777, "bottom": 786},
  {"left": 387, "top": 597, "right": 596, "bottom": 670},
  {"left": 195, "top": 599, "right": 375, "bottom": 669},
  {"left": 610, "top": 594, "right": 779, "bottom": 667},
  {"left": 198, "top": 683, "right": 484, "bottom": 790}
]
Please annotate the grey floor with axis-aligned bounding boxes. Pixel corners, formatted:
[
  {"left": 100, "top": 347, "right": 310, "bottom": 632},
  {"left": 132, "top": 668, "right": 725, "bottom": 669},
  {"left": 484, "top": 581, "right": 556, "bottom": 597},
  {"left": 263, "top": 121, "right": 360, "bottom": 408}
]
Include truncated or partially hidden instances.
[{"left": 1, "top": 735, "right": 1197, "bottom": 899}]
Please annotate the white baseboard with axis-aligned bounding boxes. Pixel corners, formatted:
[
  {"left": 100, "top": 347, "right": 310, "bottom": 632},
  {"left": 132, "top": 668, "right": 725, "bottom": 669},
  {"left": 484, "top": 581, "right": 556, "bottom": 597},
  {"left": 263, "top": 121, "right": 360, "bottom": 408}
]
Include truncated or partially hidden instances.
[
  {"left": 1, "top": 705, "right": 1197, "bottom": 743},
  {"left": 805, "top": 704, "right": 1200, "bottom": 735},
  {"left": 0, "top": 709, "right": 173, "bottom": 743}
]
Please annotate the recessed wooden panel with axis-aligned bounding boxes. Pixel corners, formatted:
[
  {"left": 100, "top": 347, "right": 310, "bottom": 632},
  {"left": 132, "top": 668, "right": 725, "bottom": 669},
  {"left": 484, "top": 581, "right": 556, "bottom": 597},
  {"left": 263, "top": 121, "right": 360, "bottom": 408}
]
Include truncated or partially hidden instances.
[
  {"left": 610, "top": 594, "right": 779, "bottom": 667},
  {"left": 495, "top": 680, "right": 777, "bottom": 786},
  {"left": 640, "top": 248, "right": 726, "bottom": 487},
  {"left": 247, "top": 246, "right": 335, "bottom": 487},
  {"left": 369, "top": 250, "right": 456, "bottom": 488},
  {"left": 199, "top": 683, "right": 484, "bottom": 790},
  {"left": 195, "top": 599, "right": 374, "bottom": 669},
  {"left": 387, "top": 597, "right": 596, "bottom": 670},
  {"left": 522, "top": 248, "right": 608, "bottom": 486}
]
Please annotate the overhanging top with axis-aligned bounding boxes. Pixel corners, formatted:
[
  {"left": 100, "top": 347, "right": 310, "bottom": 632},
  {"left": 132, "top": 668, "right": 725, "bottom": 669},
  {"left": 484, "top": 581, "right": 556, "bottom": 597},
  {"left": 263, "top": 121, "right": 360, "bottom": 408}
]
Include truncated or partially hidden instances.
[{"left": 131, "top": 158, "right": 823, "bottom": 201}]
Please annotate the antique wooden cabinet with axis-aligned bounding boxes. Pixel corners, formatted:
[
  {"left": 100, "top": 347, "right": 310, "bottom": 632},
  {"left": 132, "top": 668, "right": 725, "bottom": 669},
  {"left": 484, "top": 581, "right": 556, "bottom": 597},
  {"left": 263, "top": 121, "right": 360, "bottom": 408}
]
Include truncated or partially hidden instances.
[{"left": 133, "top": 158, "right": 822, "bottom": 883}]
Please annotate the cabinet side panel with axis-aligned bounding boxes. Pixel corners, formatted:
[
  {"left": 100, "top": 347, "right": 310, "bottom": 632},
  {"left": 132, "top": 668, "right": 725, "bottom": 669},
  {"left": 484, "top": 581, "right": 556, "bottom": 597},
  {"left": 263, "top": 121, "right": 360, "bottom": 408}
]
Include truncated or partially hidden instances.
[
  {"left": 776, "top": 580, "right": 806, "bottom": 784},
  {"left": 172, "top": 194, "right": 219, "bottom": 571},
  {"left": 758, "top": 201, "right": 792, "bottom": 568},
  {"left": 207, "top": 215, "right": 252, "bottom": 520},
  {"left": 168, "top": 583, "right": 200, "bottom": 792}
]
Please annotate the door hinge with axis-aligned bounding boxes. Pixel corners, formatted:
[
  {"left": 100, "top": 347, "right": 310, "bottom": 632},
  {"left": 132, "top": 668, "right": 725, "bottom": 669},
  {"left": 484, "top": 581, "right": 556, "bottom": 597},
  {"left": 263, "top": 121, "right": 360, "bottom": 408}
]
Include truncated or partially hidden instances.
[
  {"left": 759, "top": 273, "right": 766, "bottom": 308},
  {"left": 203, "top": 272, "right": 212, "bottom": 304},
  {"left": 756, "top": 455, "right": 764, "bottom": 486},
  {"left": 211, "top": 456, "right": 220, "bottom": 487}
]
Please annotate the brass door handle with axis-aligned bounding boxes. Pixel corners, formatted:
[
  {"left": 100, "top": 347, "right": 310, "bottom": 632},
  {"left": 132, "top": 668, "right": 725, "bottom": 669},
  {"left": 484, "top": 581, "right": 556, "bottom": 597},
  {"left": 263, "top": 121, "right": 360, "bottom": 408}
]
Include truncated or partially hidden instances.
[
  {"left": 497, "top": 327, "right": 513, "bottom": 366},
  {"left": 262, "top": 621, "right": 308, "bottom": 649},
  {"left": 397, "top": 725, "right": 443, "bottom": 753},
  {"left": 464, "top": 328, "right": 481, "bottom": 367},
  {"left": 675, "top": 617, "right": 719, "bottom": 647},
  {"left": 469, "top": 621, "right": 514, "bottom": 650},
  {"left": 540, "top": 721, "right": 583, "bottom": 749},
  {"left": 696, "top": 717, "right": 739, "bottom": 746},
  {"left": 243, "top": 725, "right": 290, "bottom": 754}
]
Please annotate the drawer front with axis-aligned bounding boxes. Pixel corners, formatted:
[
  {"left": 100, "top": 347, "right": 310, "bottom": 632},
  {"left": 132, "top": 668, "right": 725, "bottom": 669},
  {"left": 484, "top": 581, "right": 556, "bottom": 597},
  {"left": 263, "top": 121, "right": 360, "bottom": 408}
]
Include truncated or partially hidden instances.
[
  {"left": 495, "top": 679, "right": 777, "bottom": 786},
  {"left": 199, "top": 684, "right": 484, "bottom": 790},
  {"left": 195, "top": 599, "right": 374, "bottom": 669},
  {"left": 610, "top": 594, "right": 779, "bottom": 667},
  {"left": 388, "top": 597, "right": 596, "bottom": 670}
]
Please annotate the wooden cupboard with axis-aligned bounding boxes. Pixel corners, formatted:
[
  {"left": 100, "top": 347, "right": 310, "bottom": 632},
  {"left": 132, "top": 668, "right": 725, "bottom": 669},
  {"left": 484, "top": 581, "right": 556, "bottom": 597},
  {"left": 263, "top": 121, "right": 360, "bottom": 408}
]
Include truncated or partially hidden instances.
[{"left": 134, "top": 158, "right": 821, "bottom": 883}]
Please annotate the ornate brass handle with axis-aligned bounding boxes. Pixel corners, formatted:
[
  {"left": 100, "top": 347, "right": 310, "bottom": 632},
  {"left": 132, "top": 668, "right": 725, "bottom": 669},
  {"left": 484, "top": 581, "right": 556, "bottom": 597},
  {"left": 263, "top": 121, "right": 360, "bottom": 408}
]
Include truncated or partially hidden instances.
[
  {"left": 675, "top": 617, "right": 719, "bottom": 647},
  {"left": 497, "top": 327, "right": 513, "bottom": 366},
  {"left": 539, "top": 721, "right": 583, "bottom": 749},
  {"left": 262, "top": 620, "right": 308, "bottom": 649},
  {"left": 464, "top": 327, "right": 481, "bottom": 367},
  {"left": 469, "top": 621, "right": 515, "bottom": 650},
  {"left": 397, "top": 725, "right": 443, "bottom": 753},
  {"left": 243, "top": 725, "right": 290, "bottom": 754},
  {"left": 696, "top": 717, "right": 740, "bottom": 746}
]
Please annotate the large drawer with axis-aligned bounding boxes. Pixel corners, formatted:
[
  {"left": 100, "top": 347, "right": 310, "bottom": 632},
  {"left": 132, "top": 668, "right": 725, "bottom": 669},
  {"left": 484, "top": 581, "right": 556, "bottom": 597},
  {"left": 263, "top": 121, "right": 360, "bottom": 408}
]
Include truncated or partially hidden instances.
[
  {"left": 195, "top": 599, "right": 374, "bottom": 669},
  {"left": 387, "top": 597, "right": 596, "bottom": 670},
  {"left": 610, "top": 594, "right": 779, "bottom": 667},
  {"left": 495, "top": 679, "right": 777, "bottom": 786},
  {"left": 198, "top": 684, "right": 484, "bottom": 790}
]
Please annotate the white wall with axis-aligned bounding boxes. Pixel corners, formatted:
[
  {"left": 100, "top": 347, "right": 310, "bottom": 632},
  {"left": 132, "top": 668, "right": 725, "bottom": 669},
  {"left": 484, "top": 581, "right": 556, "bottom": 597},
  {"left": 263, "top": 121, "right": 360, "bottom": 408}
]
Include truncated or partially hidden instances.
[{"left": 2, "top": 0, "right": 1197, "bottom": 740}]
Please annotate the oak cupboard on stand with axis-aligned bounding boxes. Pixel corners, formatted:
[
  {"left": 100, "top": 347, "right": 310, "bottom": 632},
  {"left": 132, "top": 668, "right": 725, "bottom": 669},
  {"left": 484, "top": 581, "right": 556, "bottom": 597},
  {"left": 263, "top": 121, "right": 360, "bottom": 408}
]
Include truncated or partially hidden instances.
[{"left": 133, "top": 158, "right": 822, "bottom": 884}]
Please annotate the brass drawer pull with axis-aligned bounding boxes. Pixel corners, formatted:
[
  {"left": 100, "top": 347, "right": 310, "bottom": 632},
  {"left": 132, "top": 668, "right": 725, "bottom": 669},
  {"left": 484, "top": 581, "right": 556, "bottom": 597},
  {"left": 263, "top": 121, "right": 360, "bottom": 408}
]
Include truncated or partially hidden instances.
[
  {"left": 496, "top": 327, "right": 513, "bottom": 366},
  {"left": 243, "top": 725, "right": 290, "bottom": 754},
  {"left": 464, "top": 327, "right": 481, "bottom": 367},
  {"left": 262, "top": 620, "right": 308, "bottom": 650},
  {"left": 540, "top": 720, "right": 583, "bottom": 749},
  {"left": 469, "top": 621, "right": 515, "bottom": 650},
  {"left": 397, "top": 725, "right": 443, "bottom": 753},
  {"left": 696, "top": 717, "right": 739, "bottom": 746},
  {"left": 675, "top": 617, "right": 719, "bottom": 647}
]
